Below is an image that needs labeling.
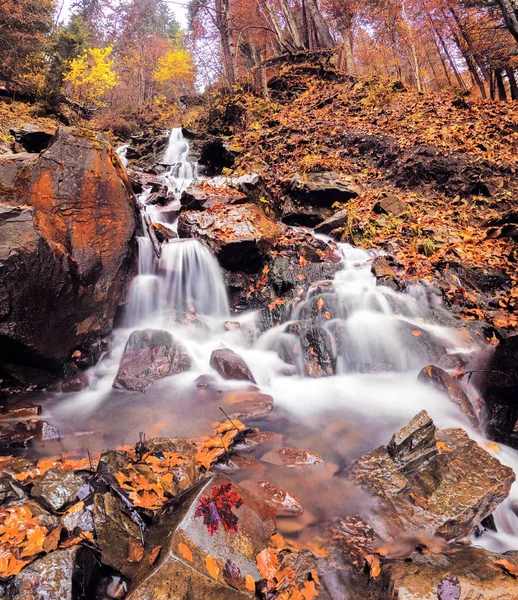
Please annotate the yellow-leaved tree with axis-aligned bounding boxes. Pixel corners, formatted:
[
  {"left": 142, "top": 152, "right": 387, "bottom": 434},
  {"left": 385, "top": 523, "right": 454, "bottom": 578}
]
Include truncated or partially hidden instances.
[
  {"left": 64, "top": 46, "right": 118, "bottom": 108},
  {"left": 153, "top": 47, "right": 194, "bottom": 92}
]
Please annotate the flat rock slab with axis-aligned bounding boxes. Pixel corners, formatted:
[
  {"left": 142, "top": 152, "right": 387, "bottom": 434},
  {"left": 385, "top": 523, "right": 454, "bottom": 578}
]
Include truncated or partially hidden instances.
[
  {"left": 346, "top": 410, "right": 515, "bottom": 541},
  {"left": 127, "top": 474, "right": 275, "bottom": 599},
  {"left": 113, "top": 329, "right": 191, "bottom": 393},
  {"left": 384, "top": 546, "right": 518, "bottom": 600},
  {"left": 290, "top": 172, "right": 360, "bottom": 207}
]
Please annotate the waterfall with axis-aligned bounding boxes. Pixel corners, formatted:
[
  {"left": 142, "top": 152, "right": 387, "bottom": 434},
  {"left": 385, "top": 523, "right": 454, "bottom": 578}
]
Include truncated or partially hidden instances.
[
  {"left": 55, "top": 135, "right": 518, "bottom": 555},
  {"left": 124, "top": 128, "right": 229, "bottom": 326}
]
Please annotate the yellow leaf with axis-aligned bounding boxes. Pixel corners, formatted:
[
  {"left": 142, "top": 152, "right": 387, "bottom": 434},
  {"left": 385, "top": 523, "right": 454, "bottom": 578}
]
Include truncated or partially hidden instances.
[
  {"left": 436, "top": 441, "right": 451, "bottom": 454},
  {"left": 244, "top": 573, "right": 255, "bottom": 591}
]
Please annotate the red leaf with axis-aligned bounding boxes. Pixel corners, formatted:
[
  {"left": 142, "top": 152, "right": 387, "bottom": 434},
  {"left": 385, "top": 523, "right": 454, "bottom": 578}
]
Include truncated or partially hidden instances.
[{"left": 194, "top": 483, "right": 244, "bottom": 536}]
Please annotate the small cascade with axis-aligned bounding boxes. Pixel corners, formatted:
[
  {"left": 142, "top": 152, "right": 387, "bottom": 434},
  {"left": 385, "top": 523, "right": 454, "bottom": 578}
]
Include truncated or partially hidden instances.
[
  {"left": 116, "top": 143, "right": 130, "bottom": 168},
  {"left": 161, "top": 127, "right": 197, "bottom": 200}
]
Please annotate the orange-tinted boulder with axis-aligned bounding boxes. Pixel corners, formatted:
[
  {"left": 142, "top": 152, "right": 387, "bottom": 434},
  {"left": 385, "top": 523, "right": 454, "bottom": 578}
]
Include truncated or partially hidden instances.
[{"left": 0, "top": 127, "right": 137, "bottom": 386}]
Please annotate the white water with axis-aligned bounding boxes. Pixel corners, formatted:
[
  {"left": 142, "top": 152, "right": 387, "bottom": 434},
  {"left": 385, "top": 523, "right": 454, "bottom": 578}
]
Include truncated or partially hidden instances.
[{"left": 46, "top": 130, "right": 518, "bottom": 552}]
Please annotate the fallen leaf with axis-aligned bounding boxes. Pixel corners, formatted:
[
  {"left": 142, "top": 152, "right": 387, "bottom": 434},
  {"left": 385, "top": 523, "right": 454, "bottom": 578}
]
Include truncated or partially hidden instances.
[
  {"left": 365, "top": 554, "right": 381, "bottom": 578},
  {"left": 256, "top": 548, "right": 279, "bottom": 579},
  {"left": 194, "top": 482, "right": 243, "bottom": 536},
  {"left": 223, "top": 559, "right": 244, "bottom": 590},
  {"left": 245, "top": 573, "right": 256, "bottom": 591},
  {"left": 493, "top": 559, "right": 518, "bottom": 577},
  {"left": 301, "top": 579, "right": 319, "bottom": 600},
  {"left": 411, "top": 330, "right": 422, "bottom": 336},
  {"left": 178, "top": 542, "right": 193, "bottom": 562},
  {"left": 205, "top": 554, "right": 220, "bottom": 579},
  {"left": 317, "top": 298, "right": 324, "bottom": 310},
  {"left": 436, "top": 441, "right": 451, "bottom": 454},
  {"left": 42, "top": 525, "right": 62, "bottom": 553},
  {"left": 148, "top": 545, "right": 161, "bottom": 566},
  {"left": 127, "top": 538, "right": 144, "bottom": 563}
]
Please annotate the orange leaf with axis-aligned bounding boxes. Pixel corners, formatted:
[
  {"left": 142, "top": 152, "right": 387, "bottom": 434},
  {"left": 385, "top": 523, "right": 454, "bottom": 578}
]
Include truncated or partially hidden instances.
[
  {"left": 365, "top": 554, "right": 381, "bottom": 578},
  {"left": 205, "top": 554, "right": 220, "bottom": 579},
  {"left": 42, "top": 525, "right": 62, "bottom": 553},
  {"left": 317, "top": 298, "right": 324, "bottom": 310},
  {"left": 436, "top": 441, "right": 451, "bottom": 454},
  {"left": 256, "top": 548, "right": 279, "bottom": 580},
  {"left": 178, "top": 542, "right": 193, "bottom": 562},
  {"left": 324, "top": 311, "right": 331, "bottom": 320},
  {"left": 245, "top": 573, "right": 256, "bottom": 591},
  {"left": 411, "top": 330, "right": 422, "bottom": 336},
  {"left": 493, "top": 559, "right": 518, "bottom": 577},
  {"left": 127, "top": 538, "right": 144, "bottom": 563},
  {"left": 301, "top": 579, "right": 319, "bottom": 600},
  {"left": 148, "top": 545, "right": 161, "bottom": 566}
]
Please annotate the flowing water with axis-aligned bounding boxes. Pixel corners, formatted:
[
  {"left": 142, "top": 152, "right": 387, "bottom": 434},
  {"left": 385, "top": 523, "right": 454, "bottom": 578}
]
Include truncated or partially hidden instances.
[{"left": 31, "top": 129, "right": 518, "bottom": 552}]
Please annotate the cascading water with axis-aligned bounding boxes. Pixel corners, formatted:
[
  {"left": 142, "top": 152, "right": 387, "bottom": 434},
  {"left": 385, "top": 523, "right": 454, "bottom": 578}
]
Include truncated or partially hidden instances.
[
  {"left": 161, "top": 127, "right": 197, "bottom": 200},
  {"left": 41, "top": 128, "right": 518, "bottom": 555}
]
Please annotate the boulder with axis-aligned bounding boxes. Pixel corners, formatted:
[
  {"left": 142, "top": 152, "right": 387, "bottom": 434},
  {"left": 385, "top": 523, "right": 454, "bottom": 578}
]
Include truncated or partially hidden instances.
[
  {"left": 113, "top": 329, "right": 192, "bottom": 393},
  {"left": 383, "top": 546, "right": 518, "bottom": 600},
  {"left": 198, "top": 138, "right": 236, "bottom": 175},
  {"left": 93, "top": 492, "right": 142, "bottom": 577},
  {"left": 345, "top": 411, "right": 515, "bottom": 541},
  {"left": 9, "top": 546, "right": 95, "bottom": 600},
  {"left": 178, "top": 203, "right": 282, "bottom": 271},
  {"left": 31, "top": 468, "right": 85, "bottom": 512},
  {"left": 210, "top": 349, "right": 256, "bottom": 383},
  {"left": 373, "top": 192, "right": 407, "bottom": 216},
  {"left": 418, "top": 365, "right": 480, "bottom": 430},
  {"left": 289, "top": 172, "right": 360, "bottom": 207},
  {"left": 314, "top": 209, "right": 349, "bottom": 234},
  {"left": 180, "top": 183, "right": 246, "bottom": 210},
  {"left": 471, "top": 335, "right": 518, "bottom": 448},
  {"left": 0, "top": 127, "right": 137, "bottom": 387},
  {"left": 285, "top": 322, "right": 336, "bottom": 377},
  {"left": 127, "top": 475, "right": 276, "bottom": 600}
]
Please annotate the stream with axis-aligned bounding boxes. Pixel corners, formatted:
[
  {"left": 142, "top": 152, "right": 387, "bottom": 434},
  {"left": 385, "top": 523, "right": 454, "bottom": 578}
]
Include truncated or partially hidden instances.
[{"left": 31, "top": 128, "right": 518, "bottom": 554}]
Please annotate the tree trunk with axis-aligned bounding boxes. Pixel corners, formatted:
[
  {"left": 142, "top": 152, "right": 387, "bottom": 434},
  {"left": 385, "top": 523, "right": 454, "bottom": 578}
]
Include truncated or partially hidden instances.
[
  {"left": 400, "top": 0, "right": 422, "bottom": 92},
  {"left": 305, "top": 0, "right": 334, "bottom": 48},
  {"left": 341, "top": 23, "right": 355, "bottom": 74},
  {"left": 447, "top": 17, "right": 486, "bottom": 98},
  {"left": 216, "top": 0, "right": 235, "bottom": 86},
  {"left": 449, "top": 8, "right": 490, "bottom": 83},
  {"left": 496, "top": 0, "right": 518, "bottom": 45},
  {"left": 506, "top": 67, "right": 518, "bottom": 99},
  {"left": 280, "top": 0, "right": 305, "bottom": 48},
  {"left": 496, "top": 69, "right": 508, "bottom": 100}
]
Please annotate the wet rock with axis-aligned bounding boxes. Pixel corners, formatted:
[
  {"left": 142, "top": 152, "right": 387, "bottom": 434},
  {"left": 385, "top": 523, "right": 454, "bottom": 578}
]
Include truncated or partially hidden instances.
[
  {"left": 471, "top": 334, "right": 518, "bottom": 448},
  {"left": 240, "top": 480, "right": 304, "bottom": 516},
  {"left": 0, "top": 127, "right": 137, "bottom": 388},
  {"left": 178, "top": 203, "right": 282, "bottom": 271},
  {"left": 61, "top": 502, "right": 94, "bottom": 535},
  {"left": 373, "top": 192, "right": 407, "bottom": 216},
  {"left": 233, "top": 430, "right": 283, "bottom": 454},
  {"left": 0, "top": 402, "right": 41, "bottom": 420},
  {"left": 346, "top": 410, "right": 515, "bottom": 541},
  {"left": 371, "top": 256, "right": 398, "bottom": 281},
  {"left": 61, "top": 375, "right": 87, "bottom": 393},
  {"left": 232, "top": 173, "right": 264, "bottom": 201},
  {"left": 93, "top": 492, "right": 142, "bottom": 577},
  {"left": 215, "top": 454, "right": 267, "bottom": 476},
  {"left": 198, "top": 138, "right": 236, "bottom": 175},
  {"left": 113, "top": 329, "right": 191, "bottom": 393},
  {"left": 150, "top": 222, "right": 177, "bottom": 242},
  {"left": 290, "top": 172, "right": 360, "bottom": 207},
  {"left": 220, "top": 388, "right": 273, "bottom": 420},
  {"left": 0, "top": 476, "right": 26, "bottom": 506},
  {"left": 261, "top": 447, "right": 325, "bottom": 468},
  {"left": 180, "top": 182, "right": 246, "bottom": 210},
  {"left": 210, "top": 349, "right": 256, "bottom": 383},
  {"left": 127, "top": 474, "right": 275, "bottom": 600},
  {"left": 285, "top": 322, "right": 335, "bottom": 377},
  {"left": 0, "top": 419, "right": 60, "bottom": 449},
  {"left": 10, "top": 546, "right": 95, "bottom": 599},
  {"left": 383, "top": 546, "right": 518, "bottom": 600},
  {"left": 31, "top": 468, "right": 85, "bottom": 512},
  {"left": 439, "top": 260, "right": 508, "bottom": 295},
  {"left": 314, "top": 209, "right": 349, "bottom": 234},
  {"left": 418, "top": 365, "right": 480, "bottom": 429}
]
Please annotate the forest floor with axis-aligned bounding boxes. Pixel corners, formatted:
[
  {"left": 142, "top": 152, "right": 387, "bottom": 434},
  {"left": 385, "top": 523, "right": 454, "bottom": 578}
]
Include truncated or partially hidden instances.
[{"left": 190, "top": 63, "right": 518, "bottom": 334}]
